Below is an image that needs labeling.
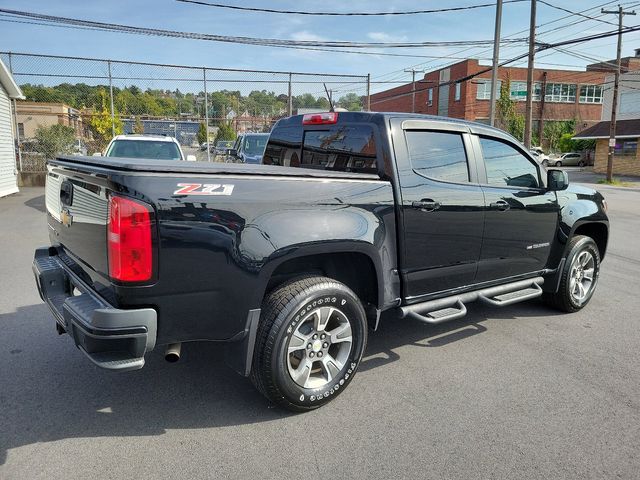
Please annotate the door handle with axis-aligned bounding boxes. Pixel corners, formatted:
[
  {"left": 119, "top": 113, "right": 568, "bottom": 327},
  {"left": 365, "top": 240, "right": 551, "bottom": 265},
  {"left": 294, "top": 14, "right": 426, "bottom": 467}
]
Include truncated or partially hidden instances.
[
  {"left": 412, "top": 199, "right": 441, "bottom": 212},
  {"left": 489, "top": 200, "right": 510, "bottom": 211}
]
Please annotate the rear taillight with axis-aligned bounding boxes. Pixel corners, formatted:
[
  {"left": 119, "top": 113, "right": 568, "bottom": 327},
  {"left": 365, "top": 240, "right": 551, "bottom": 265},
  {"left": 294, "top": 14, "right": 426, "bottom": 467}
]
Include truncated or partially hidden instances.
[
  {"left": 108, "top": 195, "right": 153, "bottom": 282},
  {"left": 302, "top": 112, "right": 338, "bottom": 125}
]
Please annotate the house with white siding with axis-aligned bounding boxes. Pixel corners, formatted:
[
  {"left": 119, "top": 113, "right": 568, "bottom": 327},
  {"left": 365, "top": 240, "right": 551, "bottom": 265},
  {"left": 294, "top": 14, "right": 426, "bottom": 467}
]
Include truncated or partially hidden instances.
[{"left": 0, "top": 58, "right": 24, "bottom": 198}]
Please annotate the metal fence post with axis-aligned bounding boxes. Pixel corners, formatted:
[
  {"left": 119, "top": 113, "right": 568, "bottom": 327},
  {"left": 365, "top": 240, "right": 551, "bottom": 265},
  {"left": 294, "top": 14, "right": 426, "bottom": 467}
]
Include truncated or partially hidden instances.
[
  {"left": 107, "top": 60, "right": 115, "bottom": 137},
  {"left": 203, "top": 68, "right": 211, "bottom": 162},
  {"left": 8, "top": 52, "right": 23, "bottom": 172},
  {"left": 288, "top": 73, "right": 293, "bottom": 116},
  {"left": 366, "top": 74, "right": 371, "bottom": 111}
]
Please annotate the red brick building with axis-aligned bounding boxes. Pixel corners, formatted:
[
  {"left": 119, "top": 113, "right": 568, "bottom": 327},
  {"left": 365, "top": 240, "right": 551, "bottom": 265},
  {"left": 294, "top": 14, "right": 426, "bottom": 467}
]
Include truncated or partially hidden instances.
[{"left": 370, "top": 59, "right": 608, "bottom": 134}]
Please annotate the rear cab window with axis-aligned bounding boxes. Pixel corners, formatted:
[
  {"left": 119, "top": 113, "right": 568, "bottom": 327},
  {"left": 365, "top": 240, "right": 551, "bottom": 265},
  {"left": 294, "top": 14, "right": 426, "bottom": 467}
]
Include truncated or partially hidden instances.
[
  {"left": 106, "top": 140, "right": 182, "bottom": 161},
  {"left": 263, "top": 122, "right": 379, "bottom": 174}
]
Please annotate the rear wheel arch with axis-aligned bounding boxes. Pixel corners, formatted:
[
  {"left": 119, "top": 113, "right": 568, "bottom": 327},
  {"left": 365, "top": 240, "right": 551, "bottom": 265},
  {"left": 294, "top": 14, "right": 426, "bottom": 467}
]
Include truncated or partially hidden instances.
[{"left": 264, "top": 250, "right": 381, "bottom": 316}]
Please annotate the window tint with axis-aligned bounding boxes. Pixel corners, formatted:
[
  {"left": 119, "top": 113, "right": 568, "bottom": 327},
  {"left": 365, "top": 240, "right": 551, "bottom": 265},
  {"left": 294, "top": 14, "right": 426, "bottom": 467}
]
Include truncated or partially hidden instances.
[
  {"left": 301, "top": 125, "right": 377, "bottom": 173},
  {"left": 405, "top": 131, "right": 469, "bottom": 183},
  {"left": 242, "top": 135, "right": 269, "bottom": 156},
  {"left": 479, "top": 137, "right": 539, "bottom": 189},
  {"left": 262, "top": 126, "right": 302, "bottom": 166},
  {"left": 106, "top": 140, "right": 181, "bottom": 160}
]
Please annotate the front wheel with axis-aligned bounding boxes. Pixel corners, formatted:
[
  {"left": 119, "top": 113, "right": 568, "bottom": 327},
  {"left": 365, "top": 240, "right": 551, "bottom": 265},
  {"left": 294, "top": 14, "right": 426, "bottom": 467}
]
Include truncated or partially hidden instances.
[
  {"left": 555, "top": 160, "right": 562, "bottom": 167},
  {"left": 544, "top": 235, "right": 600, "bottom": 312},
  {"left": 251, "top": 276, "right": 368, "bottom": 411}
]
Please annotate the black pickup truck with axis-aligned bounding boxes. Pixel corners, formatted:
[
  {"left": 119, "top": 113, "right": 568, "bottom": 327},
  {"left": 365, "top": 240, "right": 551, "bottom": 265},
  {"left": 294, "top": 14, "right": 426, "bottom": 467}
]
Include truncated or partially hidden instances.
[{"left": 33, "top": 112, "right": 608, "bottom": 411}]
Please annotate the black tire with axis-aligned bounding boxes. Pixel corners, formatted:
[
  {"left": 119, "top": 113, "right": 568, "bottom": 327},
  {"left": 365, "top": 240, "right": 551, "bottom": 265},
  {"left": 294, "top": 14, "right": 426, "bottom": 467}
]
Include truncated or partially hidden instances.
[
  {"left": 544, "top": 235, "right": 600, "bottom": 313},
  {"left": 555, "top": 161, "right": 562, "bottom": 167},
  {"left": 251, "top": 276, "right": 368, "bottom": 411},
  {"left": 578, "top": 160, "right": 586, "bottom": 167}
]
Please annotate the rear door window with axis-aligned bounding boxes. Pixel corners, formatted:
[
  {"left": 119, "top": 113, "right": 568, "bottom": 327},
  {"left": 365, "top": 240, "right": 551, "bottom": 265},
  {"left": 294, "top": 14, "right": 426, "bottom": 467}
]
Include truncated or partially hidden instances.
[{"left": 405, "top": 130, "right": 470, "bottom": 183}]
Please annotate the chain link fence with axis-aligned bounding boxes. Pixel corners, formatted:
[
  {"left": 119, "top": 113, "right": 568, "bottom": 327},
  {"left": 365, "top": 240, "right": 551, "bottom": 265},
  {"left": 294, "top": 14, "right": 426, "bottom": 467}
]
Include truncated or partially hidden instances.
[{"left": 1, "top": 52, "right": 371, "bottom": 172}]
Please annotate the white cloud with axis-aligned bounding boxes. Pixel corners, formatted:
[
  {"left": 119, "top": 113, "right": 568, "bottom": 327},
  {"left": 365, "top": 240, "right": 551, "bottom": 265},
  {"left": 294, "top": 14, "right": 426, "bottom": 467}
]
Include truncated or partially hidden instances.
[
  {"left": 290, "top": 31, "right": 328, "bottom": 42},
  {"left": 367, "top": 31, "right": 408, "bottom": 43}
]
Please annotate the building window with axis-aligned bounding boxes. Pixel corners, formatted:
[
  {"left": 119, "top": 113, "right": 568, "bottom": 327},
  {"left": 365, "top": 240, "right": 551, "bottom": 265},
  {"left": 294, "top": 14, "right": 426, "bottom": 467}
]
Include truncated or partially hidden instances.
[
  {"left": 614, "top": 139, "right": 638, "bottom": 157},
  {"left": 476, "top": 80, "right": 502, "bottom": 100},
  {"left": 579, "top": 85, "right": 603, "bottom": 104},
  {"left": 454, "top": 83, "right": 461, "bottom": 101},
  {"left": 509, "top": 81, "right": 542, "bottom": 101},
  {"left": 18, "top": 123, "right": 24, "bottom": 137},
  {"left": 427, "top": 88, "right": 433, "bottom": 106},
  {"left": 545, "top": 83, "right": 577, "bottom": 103}
]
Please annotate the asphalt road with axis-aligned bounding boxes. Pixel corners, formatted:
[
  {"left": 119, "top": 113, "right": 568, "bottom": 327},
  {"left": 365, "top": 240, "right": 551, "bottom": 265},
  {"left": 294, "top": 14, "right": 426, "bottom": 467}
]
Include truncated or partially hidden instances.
[{"left": 1, "top": 174, "right": 639, "bottom": 479}]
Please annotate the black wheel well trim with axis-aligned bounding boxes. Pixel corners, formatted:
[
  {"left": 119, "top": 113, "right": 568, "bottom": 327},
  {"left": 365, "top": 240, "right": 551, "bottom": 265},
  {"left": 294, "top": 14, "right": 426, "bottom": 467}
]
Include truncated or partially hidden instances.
[
  {"left": 570, "top": 220, "right": 609, "bottom": 260},
  {"left": 260, "top": 242, "right": 386, "bottom": 311},
  {"left": 544, "top": 222, "right": 607, "bottom": 293}
]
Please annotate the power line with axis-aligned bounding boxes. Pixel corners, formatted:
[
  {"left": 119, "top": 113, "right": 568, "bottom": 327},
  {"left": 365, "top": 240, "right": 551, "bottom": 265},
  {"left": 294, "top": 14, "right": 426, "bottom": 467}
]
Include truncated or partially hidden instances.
[
  {"left": 538, "top": 0, "right": 618, "bottom": 27},
  {"left": 0, "top": 17, "right": 498, "bottom": 61},
  {"left": 176, "top": 0, "right": 528, "bottom": 16},
  {"left": 0, "top": 8, "right": 528, "bottom": 49},
  {"left": 370, "top": 0, "right": 623, "bottom": 83}
]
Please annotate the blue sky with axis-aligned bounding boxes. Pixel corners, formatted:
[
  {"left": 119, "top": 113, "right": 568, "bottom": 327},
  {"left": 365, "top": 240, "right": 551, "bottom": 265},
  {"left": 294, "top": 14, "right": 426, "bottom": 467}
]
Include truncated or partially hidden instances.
[{"left": 1, "top": 0, "right": 639, "bottom": 94}]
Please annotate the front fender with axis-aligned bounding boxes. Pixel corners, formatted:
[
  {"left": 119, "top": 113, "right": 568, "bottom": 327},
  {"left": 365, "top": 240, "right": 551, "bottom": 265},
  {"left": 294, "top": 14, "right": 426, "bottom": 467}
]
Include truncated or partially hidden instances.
[{"left": 544, "top": 186, "right": 608, "bottom": 290}]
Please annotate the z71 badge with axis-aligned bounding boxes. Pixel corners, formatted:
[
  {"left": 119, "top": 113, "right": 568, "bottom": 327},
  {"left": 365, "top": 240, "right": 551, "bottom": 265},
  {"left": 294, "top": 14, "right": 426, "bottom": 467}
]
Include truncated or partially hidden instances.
[{"left": 173, "top": 183, "right": 234, "bottom": 196}]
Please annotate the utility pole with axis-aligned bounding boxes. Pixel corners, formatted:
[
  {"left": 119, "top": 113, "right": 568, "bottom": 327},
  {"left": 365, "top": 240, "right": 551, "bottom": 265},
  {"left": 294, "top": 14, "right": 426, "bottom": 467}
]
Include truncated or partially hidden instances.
[
  {"left": 524, "top": 0, "right": 537, "bottom": 148},
  {"left": 539, "top": 71, "right": 547, "bottom": 146},
  {"left": 404, "top": 68, "right": 425, "bottom": 113},
  {"left": 489, "top": 0, "right": 503, "bottom": 127},
  {"left": 602, "top": 5, "right": 636, "bottom": 182}
]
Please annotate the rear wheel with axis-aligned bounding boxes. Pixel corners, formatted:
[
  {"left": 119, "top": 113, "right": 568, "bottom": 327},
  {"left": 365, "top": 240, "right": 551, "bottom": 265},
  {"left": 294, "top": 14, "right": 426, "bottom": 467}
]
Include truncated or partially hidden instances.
[
  {"left": 251, "top": 276, "right": 368, "bottom": 411},
  {"left": 544, "top": 235, "right": 600, "bottom": 312},
  {"left": 578, "top": 160, "right": 586, "bottom": 167}
]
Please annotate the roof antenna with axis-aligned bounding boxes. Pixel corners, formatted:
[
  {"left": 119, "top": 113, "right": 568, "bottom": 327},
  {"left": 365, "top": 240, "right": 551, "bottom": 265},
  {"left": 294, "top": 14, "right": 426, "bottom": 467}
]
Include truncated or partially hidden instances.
[{"left": 323, "top": 83, "right": 335, "bottom": 112}]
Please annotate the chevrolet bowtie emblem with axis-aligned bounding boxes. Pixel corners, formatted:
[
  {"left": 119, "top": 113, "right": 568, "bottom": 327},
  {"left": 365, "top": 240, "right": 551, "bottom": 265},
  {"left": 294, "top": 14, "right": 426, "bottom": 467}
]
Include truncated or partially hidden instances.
[{"left": 60, "top": 208, "right": 73, "bottom": 227}]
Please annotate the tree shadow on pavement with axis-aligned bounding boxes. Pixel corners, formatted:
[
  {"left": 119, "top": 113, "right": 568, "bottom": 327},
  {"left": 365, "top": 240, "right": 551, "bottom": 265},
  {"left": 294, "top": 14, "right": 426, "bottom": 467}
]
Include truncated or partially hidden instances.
[{"left": 0, "top": 299, "right": 560, "bottom": 464}]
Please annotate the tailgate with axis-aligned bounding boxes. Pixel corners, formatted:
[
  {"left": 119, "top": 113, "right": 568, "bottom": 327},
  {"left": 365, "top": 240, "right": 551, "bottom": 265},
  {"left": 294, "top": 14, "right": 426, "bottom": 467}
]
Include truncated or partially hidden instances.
[{"left": 45, "top": 164, "right": 110, "bottom": 283}]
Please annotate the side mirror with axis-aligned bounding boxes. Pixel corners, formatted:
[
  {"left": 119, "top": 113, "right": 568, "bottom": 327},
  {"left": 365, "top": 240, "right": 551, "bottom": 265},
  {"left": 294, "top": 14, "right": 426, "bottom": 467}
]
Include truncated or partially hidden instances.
[
  {"left": 92, "top": 152, "right": 102, "bottom": 157},
  {"left": 227, "top": 148, "right": 238, "bottom": 157},
  {"left": 186, "top": 154, "right": 197, "bottom": 162},
  {"left": 547, "top": 169, "right": 569, "bottom": 191}
]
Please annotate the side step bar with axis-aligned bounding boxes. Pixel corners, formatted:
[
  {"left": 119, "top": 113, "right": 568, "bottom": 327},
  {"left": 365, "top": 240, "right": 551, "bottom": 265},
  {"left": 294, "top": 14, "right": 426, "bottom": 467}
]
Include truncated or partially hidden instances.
[{"left": 400, "top": 277, "right": 544, "bottom": 325}]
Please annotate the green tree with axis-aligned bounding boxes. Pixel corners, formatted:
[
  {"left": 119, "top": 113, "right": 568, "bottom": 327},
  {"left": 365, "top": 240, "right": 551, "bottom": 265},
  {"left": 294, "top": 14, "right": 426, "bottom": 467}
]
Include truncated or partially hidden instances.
[
  {"left": 197, "top": 122, "right": 208, "bottom": 144},
  {"left": 493, "top": 76, "right": 526, "bottom": 141},
  {"left": 337, "top": 93, "right": 363, "bottom": 111},
  {"left": 89, "top": 88, "right": 123, "bottom": 151},
  {"left": 132, "top": 116, "right": 144, "bottom": 134},
  {"left": 544, "top": 120, "right": 575, "bottom": 153},
  {"left": 214, "top": 122, "right": 237, "bottom": 144},
  {"left": 33, "top": 124, "right": 76, "bottom": 159},
  {"left": 558, "top": 132, "right": 596, "bottom": 153}
]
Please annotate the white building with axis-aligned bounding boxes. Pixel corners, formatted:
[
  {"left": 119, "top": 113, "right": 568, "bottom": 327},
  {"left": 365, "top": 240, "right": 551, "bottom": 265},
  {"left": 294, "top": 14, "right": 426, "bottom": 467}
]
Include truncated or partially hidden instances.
[{"left": 0, "top": 58, "right": 24, "bottom": 197}]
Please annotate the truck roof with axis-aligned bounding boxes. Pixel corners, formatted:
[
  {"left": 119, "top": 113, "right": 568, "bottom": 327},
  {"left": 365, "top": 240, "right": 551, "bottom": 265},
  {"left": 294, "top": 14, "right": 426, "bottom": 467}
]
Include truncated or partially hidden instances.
[
  {"left": 274, "top": 111, "right": 518, "bottom": 143},
  {"left": 111, "top": 134, "right": 179, "bottom": 143}
]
